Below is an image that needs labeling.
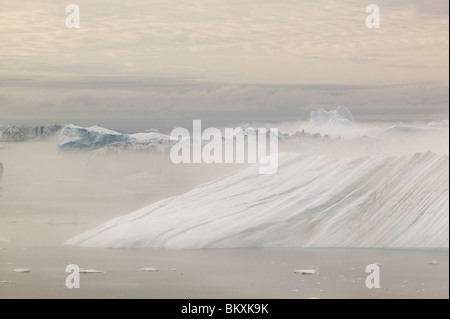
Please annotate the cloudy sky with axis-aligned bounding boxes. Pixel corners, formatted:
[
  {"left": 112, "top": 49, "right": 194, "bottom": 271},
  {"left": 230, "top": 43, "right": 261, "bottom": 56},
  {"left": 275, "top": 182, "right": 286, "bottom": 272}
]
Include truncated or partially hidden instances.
[{"left": 0, "top": 0, "right": 448, "bottom": 130}]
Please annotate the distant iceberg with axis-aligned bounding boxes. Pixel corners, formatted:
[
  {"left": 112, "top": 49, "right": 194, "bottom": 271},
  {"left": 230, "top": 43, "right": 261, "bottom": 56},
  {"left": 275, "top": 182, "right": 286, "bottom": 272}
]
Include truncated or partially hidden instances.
[
  {"left": 428, "top": 120, "right": 449, "bottom": 128},
  {"left": 310, "top": 106, "right": 355, "bottom": 125},
  {"left": 57, "top": 124, "right": 171, "bottom": 151},
  {"left": 66, "top": 152, "right": 449, "bottom": 249},
  {"left": 58, "top": 124, "right": 330, "bottom": 152},
  {"left": 57, "top": 124, "right": 131, "bottom": 151},
  {"left": 0, "top": 124, "right": 62, "bottom": 142}
]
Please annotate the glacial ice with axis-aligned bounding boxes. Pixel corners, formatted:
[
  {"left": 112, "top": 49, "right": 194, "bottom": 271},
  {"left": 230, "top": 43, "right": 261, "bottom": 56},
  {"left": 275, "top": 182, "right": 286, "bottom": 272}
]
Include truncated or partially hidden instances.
[
  {"left": 66, "top": 152, "right": 449, "bottom": 249},
  {"left": 79, "top": 269, "right": 105, "bottom": 274},
  {"left": 13, "top": 269, "right": 31, "bottom": 273},
  {"left": 310, "top": 106, "right": 355, "bottom": 125},
  {"left": 294, "top": 270, "right": 318, "bottom": 275},
  {"left": 139, "top": 267, "right": 159, "bottom": 272},
  {"left": 0, "top": 124, "right": 62, "bottom": 142},
  {"left": 57, "top": 124, "right": 172, "bottom": 151}
]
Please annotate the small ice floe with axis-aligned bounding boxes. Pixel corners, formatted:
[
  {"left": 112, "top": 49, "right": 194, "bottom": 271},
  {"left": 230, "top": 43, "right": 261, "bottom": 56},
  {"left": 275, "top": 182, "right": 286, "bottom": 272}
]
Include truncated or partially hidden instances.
[
  {"left": 294, "top": 269, "right": 318, "bottom": 275},
  {"left": 8, "top": 219, "right": 25, "bottom": 224},
  {"left": 139, "top": 267, "right": 159, "bottom": 272},
  {"left": 427, "top": 260, "right": 439, "bottom": 265},
  {"left": 308, "top": 297, "right": 320, "bottom": 299},
  {"left": 292, "top": 289, "right": 299, "bottom": 294},
  {"left": 79, "top": 269, "right": 104, "bottom": 274},
  {"left": 170, "top": 268, "right": 177, "bottom": 271},
  {"left": 1, "top": 280, "right": 11, "bottom": 284},
  {"left": 0, "top": 237, "right": 9, "bottom": 243},
  {"left": 13, "top": 269, "right": 31, "bottom": 273}
]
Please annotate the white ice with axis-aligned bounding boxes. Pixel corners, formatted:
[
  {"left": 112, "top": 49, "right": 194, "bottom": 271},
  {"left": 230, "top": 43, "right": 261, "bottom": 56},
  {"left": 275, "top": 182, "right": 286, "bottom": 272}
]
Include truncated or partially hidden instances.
[{"left": 66, "top": 151, "right": 449, "bottom": 249}]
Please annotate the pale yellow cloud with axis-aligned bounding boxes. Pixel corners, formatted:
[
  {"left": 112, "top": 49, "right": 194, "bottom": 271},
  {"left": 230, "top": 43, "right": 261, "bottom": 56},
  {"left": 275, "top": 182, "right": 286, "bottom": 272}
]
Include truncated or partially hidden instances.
[{"left": 0, "top": 0, "right": 448, "bottom": 85}]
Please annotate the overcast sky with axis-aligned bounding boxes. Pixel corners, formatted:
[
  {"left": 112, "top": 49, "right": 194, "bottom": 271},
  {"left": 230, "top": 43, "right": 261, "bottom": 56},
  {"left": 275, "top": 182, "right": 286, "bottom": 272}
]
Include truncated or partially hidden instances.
[{"left": 0, "top": 0, "right": 448, "bottom": 130}]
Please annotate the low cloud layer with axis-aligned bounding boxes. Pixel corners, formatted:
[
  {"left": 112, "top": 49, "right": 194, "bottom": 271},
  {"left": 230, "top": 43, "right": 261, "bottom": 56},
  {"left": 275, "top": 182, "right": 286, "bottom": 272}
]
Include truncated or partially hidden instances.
[
  {"left": 0, "top": 0, "right": 448, "bottom": 84},
  {"left": 0, "top": 1, "right": 448, "bottom": 130},
  {"left": 0, "top": 78, "right": 447, "bottom": 131}
]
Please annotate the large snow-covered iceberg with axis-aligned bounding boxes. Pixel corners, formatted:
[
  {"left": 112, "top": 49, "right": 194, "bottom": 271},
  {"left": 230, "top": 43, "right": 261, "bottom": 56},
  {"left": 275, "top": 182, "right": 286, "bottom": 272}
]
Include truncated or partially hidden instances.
[
  {"left": 57, "top": 124, "right": 171, "bottom": 151},
  {"left": 57, "top": 124, "right": 131, "bottom": 150},
  {"left": 310, "top": 106, "right": 355, "bottom": 125},
  {"left": 66, "top": 152, "right": 449, "bottom": 249}
]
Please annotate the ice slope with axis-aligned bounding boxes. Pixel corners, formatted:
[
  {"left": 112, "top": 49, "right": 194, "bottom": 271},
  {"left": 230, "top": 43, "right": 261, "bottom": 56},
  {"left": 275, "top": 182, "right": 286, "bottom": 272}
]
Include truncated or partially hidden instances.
[
  {"left": 66, "top": 152, "right": 449, "bottom": 249},
  {"left": 57, "top": 124, "right": 171, "bottom": 151},
  {"left": 310, "top": 105, "right": 354, "bottom": 125}
]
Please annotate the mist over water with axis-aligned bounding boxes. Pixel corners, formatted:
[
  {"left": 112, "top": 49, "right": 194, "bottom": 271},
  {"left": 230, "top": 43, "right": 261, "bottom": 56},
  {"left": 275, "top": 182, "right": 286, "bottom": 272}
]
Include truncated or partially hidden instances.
[
  {"left": 0, "top": 138, "right": 241, "bottom": 246},
  {"left": 0, "top": 119, "right": 448, "bottom": 299}
]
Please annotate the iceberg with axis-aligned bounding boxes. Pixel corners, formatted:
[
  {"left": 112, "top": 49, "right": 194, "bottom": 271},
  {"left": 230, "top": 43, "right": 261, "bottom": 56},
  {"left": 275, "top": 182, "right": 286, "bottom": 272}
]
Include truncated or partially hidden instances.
[
  {"left": 79, "top": 269, "right": 105, "bottom": 274},
  {"left": 57, "top": 124, "right": 172, "bottom": 151},
  {"left": 57, "top": 124, "right": 131, "bottom": 150},
  {"left": 13, "top": 269, "right": 31, "bottom": 273},
  {"left": 0, "top": 124, "right": 62, "bottom": 142},
  {"left": 139, "top": 267, "right": 159, "bottom": 272},
  {"left": 310, "top": 106, "right": 355, "bottom": 125},
  {"left": 294, "top": 270, "right": 318, "bottom": 275},
  {"left": 66, "top": 152, "right": 449, "bottom": 249},
  {"left": 428, "top": 120, "right": 449, "bottom": 128}
]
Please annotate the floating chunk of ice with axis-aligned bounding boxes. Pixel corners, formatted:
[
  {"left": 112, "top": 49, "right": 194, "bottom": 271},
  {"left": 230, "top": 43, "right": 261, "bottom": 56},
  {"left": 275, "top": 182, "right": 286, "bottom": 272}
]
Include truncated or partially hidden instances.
[
  {"left": 13, "top": 269, "right": 30, "bottom": 273},
  {"left": 79, "top": 269, "right": 105, "bottom": 274},
  {"left": 294, "top": 269, "right": 318, "bottom": 275},
  {"left": 428, "top": 260, "right": 439, "bottom": 265}
]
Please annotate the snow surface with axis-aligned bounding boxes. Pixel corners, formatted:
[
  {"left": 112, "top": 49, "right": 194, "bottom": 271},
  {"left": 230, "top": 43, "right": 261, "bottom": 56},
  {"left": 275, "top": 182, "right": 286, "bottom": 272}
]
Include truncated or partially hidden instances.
[
  {"left": 66, "top": 152, "right": 449, "bottom": 249},
  {"left": 310, "top": 106, "right": 354, "bottom": 125}
]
